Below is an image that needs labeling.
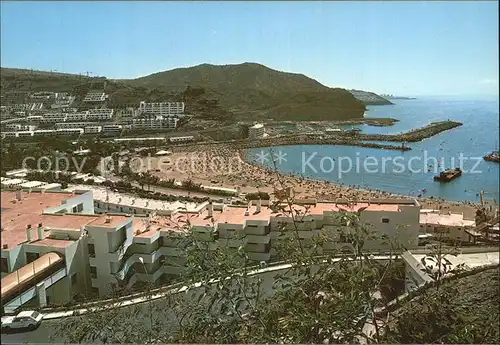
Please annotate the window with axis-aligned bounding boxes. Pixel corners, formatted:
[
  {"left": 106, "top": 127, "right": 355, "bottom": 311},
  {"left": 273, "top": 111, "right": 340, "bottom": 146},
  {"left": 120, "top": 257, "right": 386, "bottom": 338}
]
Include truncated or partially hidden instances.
[
  {"left": 26, "top": 252, "right": 40, "bottom": 263},
  {"left": 1, "top": 258, "right": 8, "bottom": 273},
  {"left": 90, "top": 266, "right": 97, "bottom": 278},
  {"left": 381, "top": 218, "right": 390, "bottom": 223},
  {"left": 71, "top": 273, "right": 77, "bottom": 285},
  {"left": 88, "top": 244, "right": 95, "bottom": 257}
]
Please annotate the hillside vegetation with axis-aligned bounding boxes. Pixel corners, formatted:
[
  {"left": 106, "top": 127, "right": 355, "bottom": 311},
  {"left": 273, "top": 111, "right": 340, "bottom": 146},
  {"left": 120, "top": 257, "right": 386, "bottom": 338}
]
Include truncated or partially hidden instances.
[
  {"left": 1, "top": 63, "right": 366, "bottom": 121},
  {"left": 384, "top": 266, "right": 500, "bottom": 343},
  {"left": 126, "top": 62, "right": 366, "bottom": 120}
]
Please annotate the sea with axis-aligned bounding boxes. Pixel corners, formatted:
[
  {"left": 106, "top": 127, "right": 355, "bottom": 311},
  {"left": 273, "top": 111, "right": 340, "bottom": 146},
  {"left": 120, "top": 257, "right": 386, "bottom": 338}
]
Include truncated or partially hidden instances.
[{"left": 247, "top": 96, "right": 499, "bottom": 203}]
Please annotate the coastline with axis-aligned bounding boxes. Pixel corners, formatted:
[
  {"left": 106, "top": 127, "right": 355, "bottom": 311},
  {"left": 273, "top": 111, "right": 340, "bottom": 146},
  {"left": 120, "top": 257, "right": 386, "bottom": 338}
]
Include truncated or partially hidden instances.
[
  {"left": 239, "top": 149, "right": 475, "bottom": 207},
  {"left": 142, "top": 147, "right": 482, "bottom": 212}
]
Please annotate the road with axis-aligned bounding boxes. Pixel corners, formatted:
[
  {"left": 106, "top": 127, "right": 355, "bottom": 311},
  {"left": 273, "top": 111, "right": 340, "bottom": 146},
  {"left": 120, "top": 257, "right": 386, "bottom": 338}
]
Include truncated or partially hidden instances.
[{"left": 2, "top": 320, "right": 59, "bottom": 343}]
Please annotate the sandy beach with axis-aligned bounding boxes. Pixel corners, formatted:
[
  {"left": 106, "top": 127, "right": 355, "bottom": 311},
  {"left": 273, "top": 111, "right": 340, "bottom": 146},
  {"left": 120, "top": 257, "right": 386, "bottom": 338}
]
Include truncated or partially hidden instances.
[{"left": 135, "top": 147, "right": 483, "bottom": 212}]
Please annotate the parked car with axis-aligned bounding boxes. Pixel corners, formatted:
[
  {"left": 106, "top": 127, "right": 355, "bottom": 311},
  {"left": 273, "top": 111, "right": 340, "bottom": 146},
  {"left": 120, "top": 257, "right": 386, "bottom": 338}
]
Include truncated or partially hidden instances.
[{"left": 1, "top": 311, "right": 43, "bottom": 331}]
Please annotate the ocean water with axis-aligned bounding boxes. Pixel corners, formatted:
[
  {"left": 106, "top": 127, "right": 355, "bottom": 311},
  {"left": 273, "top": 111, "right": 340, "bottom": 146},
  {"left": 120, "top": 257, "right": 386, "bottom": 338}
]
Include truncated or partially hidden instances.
[{"left": 248, "top": 97, "right": 500, "bottom": 203}]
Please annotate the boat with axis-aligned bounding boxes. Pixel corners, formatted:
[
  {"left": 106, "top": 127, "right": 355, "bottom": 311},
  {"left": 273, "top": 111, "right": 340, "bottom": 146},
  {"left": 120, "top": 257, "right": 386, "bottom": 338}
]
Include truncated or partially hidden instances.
[
  {"left": 483, "top": 151, "right": 500, "bottom": 163},
  {"left": 433, "top": 168, "right": 462, "bottom": 182}
]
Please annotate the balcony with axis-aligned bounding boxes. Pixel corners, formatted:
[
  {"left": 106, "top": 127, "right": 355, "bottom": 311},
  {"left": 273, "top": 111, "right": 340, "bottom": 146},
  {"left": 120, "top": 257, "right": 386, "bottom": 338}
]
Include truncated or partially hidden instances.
[
  {"left": 107, "top": 236, "right": 134, "bottom": 262},
  {"left": 88, "top": 256, "right": 97, "bottom": 267},
  {"left": 125, "top": 264, "right": 184, "bottom": 289},
  {"left": 115, "top": 245, "right": 186, "bottom": 280},
  {"left": 246, "top": 234, "right": 271, "bottom": 244}
]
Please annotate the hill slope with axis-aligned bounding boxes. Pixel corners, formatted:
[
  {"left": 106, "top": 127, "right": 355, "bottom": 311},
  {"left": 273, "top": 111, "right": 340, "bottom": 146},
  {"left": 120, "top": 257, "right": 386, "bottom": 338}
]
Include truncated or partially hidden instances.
[
  {"left": 349, "top": 89, "right": 393, "bottom": 105},
  {"left": 125, "top": 63, "right": 366, "bottom": 121},
  {"left": 1, "top": 63, "right": 367, "bottom": 121}
]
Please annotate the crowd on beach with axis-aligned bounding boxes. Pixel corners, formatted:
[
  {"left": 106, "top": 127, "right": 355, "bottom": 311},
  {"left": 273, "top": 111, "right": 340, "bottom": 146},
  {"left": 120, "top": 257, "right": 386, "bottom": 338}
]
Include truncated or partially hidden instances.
[{"left": 146, "top": 146, "right": 484, "bottom": 211}]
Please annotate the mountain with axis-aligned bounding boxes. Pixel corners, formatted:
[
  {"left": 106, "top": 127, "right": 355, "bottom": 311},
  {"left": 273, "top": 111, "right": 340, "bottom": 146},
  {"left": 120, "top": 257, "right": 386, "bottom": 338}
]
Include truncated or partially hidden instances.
[
  {"left": 125, "top": 63, "right": 366, "bottom": 121},
  {"left": 1, "top": 63, "right": 367, "bottom": 121},
  {"left": 349, "top": 89, "right": 393, "bottom": 105}
]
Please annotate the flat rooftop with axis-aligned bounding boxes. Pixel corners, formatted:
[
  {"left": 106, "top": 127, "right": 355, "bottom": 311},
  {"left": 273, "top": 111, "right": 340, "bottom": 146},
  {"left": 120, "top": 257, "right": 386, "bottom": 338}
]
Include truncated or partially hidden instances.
[
  {"left": 420, "top": 211, "right": 476, "bottom": 227},
  {"left": 0, "top": 191, "right": 128, "bottom": 249},
  {"left": 69, "top": 185, "right": 205, "bottom": 213},
  {"left": 132, "top": 200, "right": 417, "bottom": 234},
  {"left": 86, "top": 214, "right": 132, "bottom": 229}
]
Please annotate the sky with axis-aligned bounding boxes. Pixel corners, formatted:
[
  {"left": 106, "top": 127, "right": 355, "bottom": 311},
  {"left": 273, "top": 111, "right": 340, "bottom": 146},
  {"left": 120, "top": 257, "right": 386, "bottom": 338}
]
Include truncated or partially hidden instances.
[{"left": 1, "top": 1, "right": 498, "bottom": 96}]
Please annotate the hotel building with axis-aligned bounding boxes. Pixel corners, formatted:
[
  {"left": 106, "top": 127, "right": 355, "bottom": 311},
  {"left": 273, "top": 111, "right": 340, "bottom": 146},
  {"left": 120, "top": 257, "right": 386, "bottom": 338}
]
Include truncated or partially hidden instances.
[
  {"left": 138, "top": 101, "right": 185, "bottom": 117},
  {"left": 1, "top": 187, "right": 421, "bottom": 312}
]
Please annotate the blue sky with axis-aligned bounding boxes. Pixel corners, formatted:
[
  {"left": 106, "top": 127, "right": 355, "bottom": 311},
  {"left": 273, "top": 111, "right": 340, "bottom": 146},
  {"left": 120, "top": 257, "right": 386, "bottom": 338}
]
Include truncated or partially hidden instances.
[{"left": 1, "top": 1, "right": 498, "bottom": 96}]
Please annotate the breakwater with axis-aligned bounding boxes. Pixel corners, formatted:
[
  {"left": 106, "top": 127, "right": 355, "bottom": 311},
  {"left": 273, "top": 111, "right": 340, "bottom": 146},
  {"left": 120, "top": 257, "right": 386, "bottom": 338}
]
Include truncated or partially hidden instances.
[
  {"left": 174, "top": 136, "right": 410, "bottom": 153},
  {"left": 172, "top": 121, "right": 463, "bottom": 153},
  {"left": 357, "top": 120, "right": 463, "bottom": 142}
]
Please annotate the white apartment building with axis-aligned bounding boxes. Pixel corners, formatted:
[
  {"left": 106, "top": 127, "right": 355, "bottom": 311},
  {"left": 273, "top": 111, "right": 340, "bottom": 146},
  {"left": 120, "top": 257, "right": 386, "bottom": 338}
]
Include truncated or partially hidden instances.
[
  {"left": 131, "top": 118, "right": 179, "bottom": 130},
  {"left": 26, "top": 115, "right": 43, "bottom": 123},
  {"left": 40, "top": 113, "right": 67, "bottom": 123},
  {"left": 18, "top": 131, "right": 36, "bottom": 138},
  {"left": 1, "top": 187, "right": 422, "bottom": 310},
  {"left": 65, "top": 112, "right": 89, "bottom": 122},
  {"left": 249, "top": 123, "right": 265, "bottom": 139},
  {"left": 1, "top": 190, "right": 95, "bottom": 311},
  {"left": 4, "top": 124, "right": 37, "bottom": 131},
  {"left": 83, "top": 92, "right": 107, "bottom": 103},
  {"left": 10, "top": 104, "right": 30, "bottom": 111},
  {"left": 420, "top": 209, "right": 477, "bottom": 243},
  {"left": 87, "top": 108, "right": 114, "bottom": 121},
  {"left": 169, "top": 135, "right": 195, "bottom": 143},
  {"left": 55, "top": 122, "right": 97, "bottom": 130},
  {"left": 13, "top": 111, "right": 27, "bottom": 118},
  {"left": 139, "top": 101, "right": 185, "bottom": 116},
  {"left": 118, "top": 108, "right": 138, "bottom": 121},
  {"left": 51, "top": 95, "right": 75, "bottom": 109},
  {"left": 84, "top": 125, "right": 102, "bottom": 134},
  {"left": 2, "top": 132, "right": 18, "bottom": 139},
  {"left": 30, "top": 92, "right": 55, "bottom": 100},
  {"left": 67, "top": 185, "right": 205, "bottom": 216},
  {"left": 33, "top": 129, "right": 56, "bottom": 137},
  {"left": 55, "top": 128, "right": 84, "bottom": 136},
  {"left": 102, "top": 124, "right": 122, "bottom": 134}
]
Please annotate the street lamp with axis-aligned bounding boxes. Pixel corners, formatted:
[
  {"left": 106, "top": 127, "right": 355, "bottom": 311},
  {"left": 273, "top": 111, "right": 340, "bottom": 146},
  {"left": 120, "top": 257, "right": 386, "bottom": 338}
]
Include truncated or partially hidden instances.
[{"left": 138, "top": 257, "right": 153, "bottom": 343}]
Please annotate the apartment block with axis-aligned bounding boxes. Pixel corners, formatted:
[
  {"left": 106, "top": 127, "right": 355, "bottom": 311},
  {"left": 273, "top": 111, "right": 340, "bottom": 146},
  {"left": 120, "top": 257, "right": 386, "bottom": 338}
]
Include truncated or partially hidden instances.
[
  {"left": 84, "top": 125, "right": 102, "bottom": 134},
  {"left": 55, "top": 122, "right": 98, "bottom": 130},
  {"left": 118, "top": 108, "right": 138, "bottom": 121},
  {"left": 51, "top": 95, "right": 75, "bottom": 109},
  {"left": 102, "top": 124, "right": 122, "bottom": 134},
  {"left": 65, "top": 112, "right": 89, "bottom": 122},
  {"left": 86, "top": 108, "right": 114, "bottom": 121},
  {"left": 131, "top": 117, "right": 179, "bottom": 130},
  {"left": 1, "top": 187, "right": 421, "bottom": 312},
  {"left": 420, "top": 209, "right": 476, "bottom": 243},
  {"left": 4, "top": 124, "right": 37, "bottom": 131},
  {"left": 138, "top": 101, "right": 185, "bottom": 116},
  {"left": 1, "top": 190, "right": 94, "bottom": 311},
  {"left": 40, "top": 113, "right": 67, "bottom": 123},
  {"left": 83, "top": 92, "right": 107, "bottom": 103},
  {"left": 249, "top": 123, "right": 265, "bottom": 139}
]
